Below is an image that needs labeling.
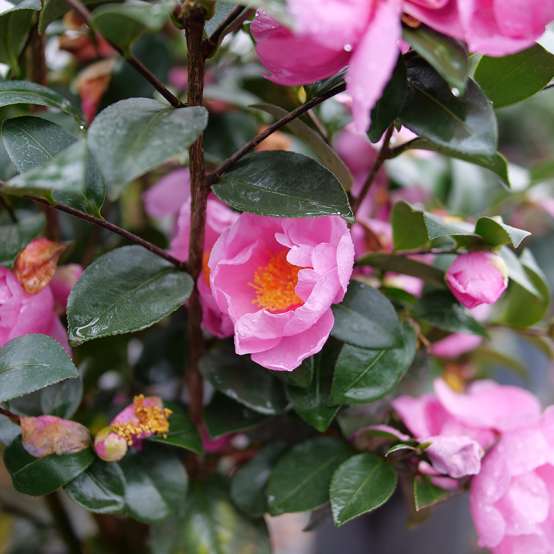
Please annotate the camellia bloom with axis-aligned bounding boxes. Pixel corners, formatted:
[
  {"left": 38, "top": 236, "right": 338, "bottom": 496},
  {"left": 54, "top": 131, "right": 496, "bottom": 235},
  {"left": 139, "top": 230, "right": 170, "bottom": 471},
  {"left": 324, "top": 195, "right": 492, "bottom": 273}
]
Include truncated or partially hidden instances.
[
  {"left": 470, "top": 407, "right": 554, "bottom": 553},
  {"left": 446, "top": 251, "right": 509, "bottom": 309},
  {"left": 208, "top": 214, "right": 354, "bottom": 371},
  {"left": 94, "top": 395, "right": 172, "bottom": 462},
  {"left": 21, "top": 416, "right": 90, "bottom": 458},
  {"left": 50, "top": 264, "right": 83, "bottom": 313}
]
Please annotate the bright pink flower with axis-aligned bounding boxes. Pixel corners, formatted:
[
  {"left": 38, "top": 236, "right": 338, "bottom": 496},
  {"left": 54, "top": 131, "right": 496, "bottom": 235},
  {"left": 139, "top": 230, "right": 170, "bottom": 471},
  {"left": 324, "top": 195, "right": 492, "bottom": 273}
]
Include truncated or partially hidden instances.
[
  {"left": 425, "top": 435, "right": 483, "bottom": 478},
  {"left": 446, "top": 251, "right": 508, "bottom": 309},
  {"left": 209, "top": 214, "right": 354, "bottom": 371},
  {"left": 21, "top": 415, "right": 90, "bottom": 458},
  {"left": 470, "top": 407, "right": 554, "bottom": 553},
  {"left": 0, "top": 267, "right": 70, "bottom": 353},
  {"left": 429, "top": 332, "right": 483, "bottom": 358},
  {"left": 50, "top": 264, "right": 83, "bottom": 313},
  {"left": 144, "top": 169, "right": 190, "bottom": 221}
]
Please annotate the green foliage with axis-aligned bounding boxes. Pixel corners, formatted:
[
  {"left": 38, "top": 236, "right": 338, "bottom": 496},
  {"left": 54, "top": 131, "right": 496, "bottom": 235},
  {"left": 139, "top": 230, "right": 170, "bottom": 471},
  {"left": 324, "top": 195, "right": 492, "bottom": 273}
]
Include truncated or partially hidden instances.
[
  {"left": 413, "top": 475, "right": 450, "bottom": 511},
  {"left": 0, "top": 211, "right": 45, "bottom": 267}
]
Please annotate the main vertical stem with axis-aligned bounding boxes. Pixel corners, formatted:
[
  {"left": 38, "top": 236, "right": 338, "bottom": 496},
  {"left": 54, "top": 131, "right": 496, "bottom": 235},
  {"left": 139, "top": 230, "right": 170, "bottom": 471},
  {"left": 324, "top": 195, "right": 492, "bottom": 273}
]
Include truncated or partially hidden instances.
[{"left": 185, "top": 11, "right": 207, "bottom": 427}]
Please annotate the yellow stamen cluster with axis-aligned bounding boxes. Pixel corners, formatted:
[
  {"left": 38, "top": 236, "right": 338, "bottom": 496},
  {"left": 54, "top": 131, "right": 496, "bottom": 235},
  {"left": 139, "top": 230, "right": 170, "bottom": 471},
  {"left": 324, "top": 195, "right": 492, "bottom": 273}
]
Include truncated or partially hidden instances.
[
  {"left": 251, "top": 250, "right": 303, "bottom": 312},
  {"left": 111, "top": 395, "right": 172, "bottom": 446}
]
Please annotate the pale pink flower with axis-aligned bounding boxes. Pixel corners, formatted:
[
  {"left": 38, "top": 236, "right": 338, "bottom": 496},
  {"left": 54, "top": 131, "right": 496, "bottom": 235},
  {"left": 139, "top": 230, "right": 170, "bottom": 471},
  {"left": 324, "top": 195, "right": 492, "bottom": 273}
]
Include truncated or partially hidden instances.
[
  {"left": 208, "top": 214, "right": 354, "bottom": 371},
  {"left": 425, "top": 435, "right": 483, "bottom": 478},
  {"left": 429, "top": 332, "right": 483, "bottom": 358},
  {"left": 50, "top": 264, "right": 83, "bottom": 313},
  {"left": 143, "top": 169, "right": 190, "bottom": 221},
  {"left": 446, "top": 251, "right": 509, "bottom": 309},
  {"left": 21, "top": 415, "right": 90, "bottom": 458}
]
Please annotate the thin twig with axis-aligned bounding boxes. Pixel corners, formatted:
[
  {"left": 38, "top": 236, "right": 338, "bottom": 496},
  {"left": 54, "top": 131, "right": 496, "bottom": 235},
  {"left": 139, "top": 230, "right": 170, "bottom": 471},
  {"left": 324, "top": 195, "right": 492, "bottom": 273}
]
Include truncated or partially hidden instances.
[
  {"left": 207, "top": 84, "right": 347, "bottom": 184},
  {"left": 385, "top": 137, "right": 419, "bottom": 159},
  {"left": 63, "top": 0, "right": 183, "bottom": 108},
  {"left": 44, "top": 493, "right": 83, "bottom": 554},
  {"left": 0, "top": 407, "right": 21, "bottom": 424},
  {"left": 203, "top": 5, "right": 247, "bottom": 57}
]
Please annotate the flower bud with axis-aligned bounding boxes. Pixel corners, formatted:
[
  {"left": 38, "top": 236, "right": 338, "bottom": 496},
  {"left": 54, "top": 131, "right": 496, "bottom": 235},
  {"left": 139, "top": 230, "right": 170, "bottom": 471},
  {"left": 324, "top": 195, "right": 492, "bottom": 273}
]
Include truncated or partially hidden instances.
[
  {"left": 425, "top": 435, "right": 483, "bottom": 479},
  {"left": 94, "top": 426, "right": 128, "bottom": 462}
]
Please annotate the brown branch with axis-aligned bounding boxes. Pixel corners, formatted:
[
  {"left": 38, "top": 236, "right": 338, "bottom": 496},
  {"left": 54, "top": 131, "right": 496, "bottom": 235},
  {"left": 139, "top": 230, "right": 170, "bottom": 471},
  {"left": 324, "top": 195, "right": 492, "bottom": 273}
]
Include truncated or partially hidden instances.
[
  {"left": 352, "top": 125, "right": 395, "bottom": 213},
  {"left": 184, "top": 10, "right": 207, "bottom": 427},
  {"left": 63, "top": 0, "right": 183, "bottom": 109},
  {"left": 0, "top": 407, "right": 21, "bottom": 424},
  {"left": 203, "top": 5, "right": 248, "bottom": 57},
  {"left": 207, "top": 83, "right": 347, "bottom": 184},
  {"left": 45, "top": 493, "right": 83, "bottom": 554}
]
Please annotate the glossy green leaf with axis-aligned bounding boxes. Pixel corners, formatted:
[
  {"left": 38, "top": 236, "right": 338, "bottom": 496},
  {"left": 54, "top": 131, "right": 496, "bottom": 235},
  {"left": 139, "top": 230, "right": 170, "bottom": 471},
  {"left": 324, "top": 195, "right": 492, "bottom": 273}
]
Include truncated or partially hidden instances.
[
  {"left": 499, "top": 247, "right": 540, "bottom": 298},
  {"left": 64, "top": 460, "right": 126, "bottom": 514},
  {"left": 330, "top": 453, "right": 397, "bottom": 526},
  {"left": 67, "top": 246, "right": 193, "bottom": 345},
  {"left": 474, "top": 217, "right": 530, "bottom": 248},
  {"left": 475, "top": 44, "right": 554, "bottom": 108},
  {"left": 0, "top": 212, "right": 45, "bottom": 267},
  {"left": 413, "top": 475, "right": 450, "bottom": 511},
  {"left": 88, "top": 99, "right": 208, "bottom": 199},
  {"left": 119, "top": 445, "right": 188, "bottom": 523},
  {"left": 213, "top": 151, "right": 353, "bottom": 220},
  {"left": 200, "top": 342, "right": 288, "bottom": 415},
  {"left": 403, "top": 25, "right": 469, "bottom": 93},
  {"left": 330, "top": 323, "right": 416, "bottom": 405},
  {"left": 204, "top": 393, "right": 266, "bottom": 439},
  {"left": 0, "top": 81, "right": 81, "bottom": 121},
  {"left": 91, "top": 0, "right": 176, "bottom": 51},
  {"left": 230, "top": 443, "right": 286, "bottom": 518},
  {"left": 148, "top": 403, "right": 203, "bottom": 454},
  {"left": 332, "top": 281, "right": 402, "bottom": 349},
  {"left": 266, "top": 437, "right": 352, "bottom": 515},
  {"left": 39, "top": 373, "right": 84, "bottom": 419},
  {"left": 0, "top": 334, "right": 79, "bottom": 403},
  {"left": 151, "top": 478, "right": 271, "bottom": 554},
  {"left": 284, "top": 356, "right": 314, "bottom": 389},
  {"left": 4, "top": 437, "right": 94, "bottom": 496},
  {"left": 253, "top": 103, "right": 353, "bottom": 191}
]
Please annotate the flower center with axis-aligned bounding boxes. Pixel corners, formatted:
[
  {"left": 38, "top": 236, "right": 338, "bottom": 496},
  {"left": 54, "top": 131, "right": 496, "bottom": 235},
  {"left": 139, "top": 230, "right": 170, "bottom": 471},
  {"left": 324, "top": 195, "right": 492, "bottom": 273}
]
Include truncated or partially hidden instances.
[{"left": 251, "top": 250, "right": 302, "bottom": 312}]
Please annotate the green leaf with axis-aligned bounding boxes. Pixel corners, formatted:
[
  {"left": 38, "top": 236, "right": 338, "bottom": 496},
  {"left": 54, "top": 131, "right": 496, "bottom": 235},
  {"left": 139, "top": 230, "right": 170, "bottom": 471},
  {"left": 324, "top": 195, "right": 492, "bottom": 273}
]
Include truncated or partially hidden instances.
[
  {"left": 266, "top": 437, "right": 352, "bottom": 515},
  {"left": 253, "top": 103, "right": 353, "bottom": 191},
  {"left": 332, "top": 281, "right": 402, "bottom": 349},
  {"left": 204, "top": 393, "right": 266, "bottom": 439},
  {"left": 39, "top": 373, "right": 83, "bottom": 419},
  {"left": 230, "top": 443, "right": 286, "bottom": 518},
  {"left": 39, "top": 0, "right": 107, "bottom": 32},
  {"left": 414, "top": 290, "right": 487, "bottom": 336},
  {"left": 356, "top": 253, "right": 445, "bottom": 286},
  {"left": 475, "top": 44, "right": 554, "bottom": 108},
  {"left": 240, "top": 0, "right": 289, "bottom": 25},
  {"left": 0, "top": 0, "right": 41, "bottom": 75},
  {"left": 88, "top": 99, "right": 208, "bottom": 199},
  {"left": 284, "top": 356, "right": 314, "bottom": 389},
  {"left": 1, "top": 116, "right": 76, "bottom": 173},
  {"left": 369, "top": 57, "right": 407, "bottom": 143},
  {"left": 200, "top": 342, "right": 288, "bottom": 415},
  {"left": 151, "top": 478, "right": 271, "bottom": 554},
  {"left": 330, "top": 453, "right": 397, "bottom": 526},
  {"left": 0, "top": 334, "right": 79, "bottom": 403},
  {"left": 287, "top": 341, "right": 341, "bottom": 432},
  {"left": 330, "top": 323, "right": 416, "bottom": 405},
  {"left": 499, "top": 247, "right": 540, "bottom": 298},
  {"left": 64, "top": 460, "right": 126, "bottom": 514},
  {"left": 403, "top": 25, "right": 469, "bottom": 93},
  {"left": 0, "top": 212, "right": 45, "bottom": 267},
  {"left": 91, "top": 0, "right": 176, "bottom": 52},
  {"left": 147, "top": 403, "right": 203, "bottom": 454},
  {"left": 474, "top": 217, "right": 530, "bottom": 248},
  {"left": 119, "top": 445, "right": 188, "bottom": 524},
  {"left": 4, "top": 437, "right": 94, "bottom": 496},
  {"left": 67, "top": 246, "right": 193, "bottom": 345},
  {"left": 213, "top": 151, "right": 353, "bottom": 220},
  {"left": 0, "top": 81, "right": 81, "bottom": 121},
  {"left": 413, "top": 475, "right": 450, "bottom": 511}
]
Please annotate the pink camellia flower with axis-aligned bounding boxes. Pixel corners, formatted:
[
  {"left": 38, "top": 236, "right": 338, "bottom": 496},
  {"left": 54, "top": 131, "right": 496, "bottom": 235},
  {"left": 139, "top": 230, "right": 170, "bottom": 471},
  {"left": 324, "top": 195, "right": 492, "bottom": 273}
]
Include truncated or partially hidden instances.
[
  {"left": 0, "top": 267, "right": 70, "bottom": 353},
  {"left": 94, "top": 395, "right": 172, "bottom": 462},
  {"left": 144, "top": 169, "right": 190, "bottom": 222},
  {"left": 209, "top": 214, "right": 354, "bottom": 371},
  {"left": 470, "top": 407, "right": 554, "bottom": 553},
  {"left": 429, "top": 332, "right": 483, "bottom": 359},
  {"left": 50, "top": 264, "right": 83, "bottom": 313},
  {"left": 21, "top": 415, "right": 90, "bottom": 458},
  {"left": 425, "top": 435, "right": 483, "bottom": 479},
  {"left": 446, "top": 251, "right": 509, "bottom": 309}
]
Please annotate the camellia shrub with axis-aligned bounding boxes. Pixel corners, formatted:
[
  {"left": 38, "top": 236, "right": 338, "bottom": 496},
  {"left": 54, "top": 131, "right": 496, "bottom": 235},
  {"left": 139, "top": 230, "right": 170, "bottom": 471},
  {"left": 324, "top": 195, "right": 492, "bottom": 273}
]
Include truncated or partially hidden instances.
[{"left": 1, "top": 0, "right": 554, "bottom": 552}]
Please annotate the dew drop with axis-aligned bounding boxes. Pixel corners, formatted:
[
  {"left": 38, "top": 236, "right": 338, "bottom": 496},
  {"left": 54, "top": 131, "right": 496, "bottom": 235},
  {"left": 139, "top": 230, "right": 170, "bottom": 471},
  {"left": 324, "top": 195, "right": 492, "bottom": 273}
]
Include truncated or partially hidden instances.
[
  {"left": 451, "top": 87, "right": 461, "bottom": 97},
  {"left": 344, "top": 44, "right": 353, "bottom": 53}
]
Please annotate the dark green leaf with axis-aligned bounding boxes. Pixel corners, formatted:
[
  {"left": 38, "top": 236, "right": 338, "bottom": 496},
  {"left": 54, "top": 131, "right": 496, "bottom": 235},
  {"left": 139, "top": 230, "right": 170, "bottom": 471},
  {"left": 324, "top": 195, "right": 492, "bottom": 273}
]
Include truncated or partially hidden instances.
[
  {"left": 499, "top": 247, "right": 540, "bottom": 297},
  {"left": 330, "top": 323, "right": 416, "bottom": 405},
  {"left": 284, "top": 356, "right": 314, "bottom": 389},
  {"left": 0, "top": 334, "right": 79, "bottom": 403},
  {"left": 332, "top": 281, "right": 402, "bottom": 349},
  {"left": 413, "top": 475, "right": 450, "bottom": 511},
  {"left": 403, "top": 25, "right": 469, "bottom": 93},
  {"left": 67, "top": 246, "right": 193, "bottom": 345},
  {"left": 330, "top": 453, "right": 397, "bottom": 526},
  {"left": 475, "top": 44, "right": 554, "bottom": 108},
  {"left": 474, "top": 217, "right": 530, "bottom": 248},
  {"left": 148, "top": 403, "right": 202, "bottom": 454},
  {"left": 64, "top": 460, "right": 126, "bottom": 514},
  {"left": 266, "top": 437, "right": 352, "bottom": 515},
  {"left": 4, "top": 437, "right": 94, "bottom": 496},
  {"left": 213, "top": 151, "right": 353, "bottom": 220},
  {"left": 200, "top": 342, "right": 288, "bottom": 415},
  {"left": 39, "top": 373, "right": 83, "bottom": 419},
  {"left": 0, "top": 212, "right": 45, "bottom": 267},
  {"left": 119, "top": 445, "right": 188, "bottom": 523},
  {"left": 88, "top": 99, "right": 208, "bottom": 199},
  {"left": 230, "top": 443, "right": 286, "bottom": 517}
]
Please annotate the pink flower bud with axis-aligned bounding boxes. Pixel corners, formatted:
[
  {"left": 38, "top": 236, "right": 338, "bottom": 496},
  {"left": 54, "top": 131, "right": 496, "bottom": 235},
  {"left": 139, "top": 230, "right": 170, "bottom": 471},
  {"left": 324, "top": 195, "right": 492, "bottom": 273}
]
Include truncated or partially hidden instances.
[
  {"left": 425, "top": 435, "right": 483, "bottom": 479},
  {"left": 429, "top": 332, "right": 483, "bottom": 359},
  {"left": 21, "top": 416, "right": 90, "bottom": 458},
  {"left": 94, "top": 427, "right": 128, "bottom": 462},
  {"left": 445, "top": 252, "right": 508, "bottom": 309}
]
